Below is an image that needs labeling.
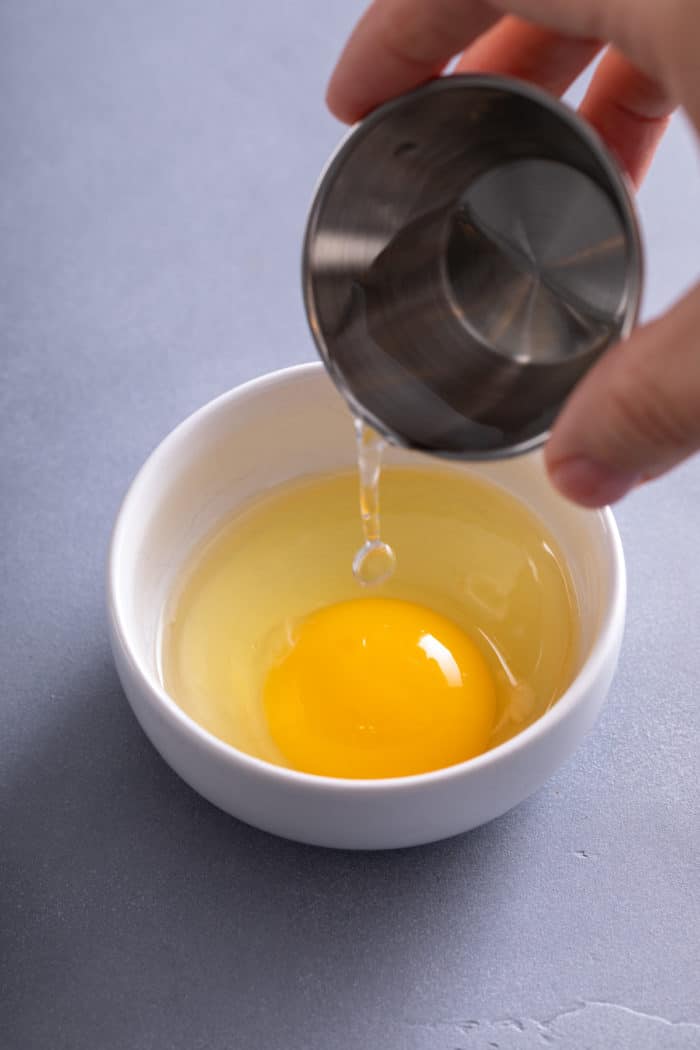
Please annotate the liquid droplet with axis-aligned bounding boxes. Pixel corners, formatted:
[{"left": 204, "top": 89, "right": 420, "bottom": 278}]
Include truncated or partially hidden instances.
[{"left": 353, "top": 539, "right": 397, "bottom": 587}]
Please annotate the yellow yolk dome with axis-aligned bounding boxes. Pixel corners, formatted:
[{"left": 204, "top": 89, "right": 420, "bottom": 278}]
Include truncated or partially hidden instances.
[{"left": 264, "top": 598, "right": 497, "bottom": 778}]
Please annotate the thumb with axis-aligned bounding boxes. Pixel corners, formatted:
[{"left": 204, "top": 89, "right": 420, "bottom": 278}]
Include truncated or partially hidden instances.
[{"left": 545, "top": 283, "right": 700, "bottom": 507}]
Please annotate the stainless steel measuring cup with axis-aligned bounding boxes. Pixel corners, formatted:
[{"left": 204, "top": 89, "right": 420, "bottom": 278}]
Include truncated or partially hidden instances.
[{"left": 302, "top": 75, "right": 643, "bottom": 459}]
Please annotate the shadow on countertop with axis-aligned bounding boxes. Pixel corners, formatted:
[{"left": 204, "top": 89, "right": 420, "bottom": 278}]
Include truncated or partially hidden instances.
[{"left": 1, "top": 645, "right": 524, "bottom": 1050}]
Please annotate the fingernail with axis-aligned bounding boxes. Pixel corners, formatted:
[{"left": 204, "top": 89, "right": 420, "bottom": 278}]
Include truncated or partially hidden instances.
[{"left": 548, "top": 457, "right": 641, "bottom": 507}]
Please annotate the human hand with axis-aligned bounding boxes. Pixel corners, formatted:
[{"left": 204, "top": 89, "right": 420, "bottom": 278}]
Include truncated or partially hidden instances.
[{"left": 327, "top": 0, "right": 700, "bottom": 507}]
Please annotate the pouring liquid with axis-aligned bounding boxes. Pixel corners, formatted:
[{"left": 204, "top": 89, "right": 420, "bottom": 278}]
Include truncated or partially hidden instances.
[{"left": 352, "top": 419, "right": 396, "bottom": 586}]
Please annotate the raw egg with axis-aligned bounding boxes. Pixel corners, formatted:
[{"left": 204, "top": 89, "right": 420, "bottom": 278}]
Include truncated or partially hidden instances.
[{"left": 263, "top": 597, "right": 497, "bottom": 778}]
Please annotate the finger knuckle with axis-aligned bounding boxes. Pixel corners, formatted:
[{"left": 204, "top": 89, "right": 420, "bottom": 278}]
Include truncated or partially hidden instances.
[
  {"left": 381, "top": 0, "right": 474, "bottom": 67},
  {"left": 381, "top": 2, "right": 441, "bottom": 66},
  {"left": 608, "top": 349, "right": 691, "bottom": 451}
]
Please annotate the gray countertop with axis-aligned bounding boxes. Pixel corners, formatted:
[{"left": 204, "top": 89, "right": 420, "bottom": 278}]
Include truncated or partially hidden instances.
[{"left": 2, "top": 3, "right": 699, "bottom": 1048}]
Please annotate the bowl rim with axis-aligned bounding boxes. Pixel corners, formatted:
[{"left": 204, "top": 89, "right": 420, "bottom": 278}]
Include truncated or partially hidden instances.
[{"left": 107, "top": 361, "right": 626, "bottom": 793}]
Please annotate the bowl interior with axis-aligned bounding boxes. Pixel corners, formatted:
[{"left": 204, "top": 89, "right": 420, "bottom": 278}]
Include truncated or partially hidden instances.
[{"left": 110, "top": 364, "right": 621, "bottom": 737}]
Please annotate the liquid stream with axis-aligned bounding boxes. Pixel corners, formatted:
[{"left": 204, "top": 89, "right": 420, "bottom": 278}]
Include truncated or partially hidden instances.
[{"left": 352, "top": 419, "right": 396, "bottom": 586}]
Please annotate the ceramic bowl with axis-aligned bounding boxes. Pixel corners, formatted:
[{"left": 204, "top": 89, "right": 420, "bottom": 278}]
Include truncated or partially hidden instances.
[{"left": 107, "top": 363, "right": 625, "bottom": 849}]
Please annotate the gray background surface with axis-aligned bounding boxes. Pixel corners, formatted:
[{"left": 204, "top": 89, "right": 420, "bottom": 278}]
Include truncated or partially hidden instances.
[{"left": 1, "top": 3, "right": 699, "bottom": 1048}]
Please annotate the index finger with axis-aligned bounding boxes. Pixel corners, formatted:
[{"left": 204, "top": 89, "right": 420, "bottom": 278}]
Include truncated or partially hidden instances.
[{"left": 326, "top": 0, "right": 499, "bottom": 122}]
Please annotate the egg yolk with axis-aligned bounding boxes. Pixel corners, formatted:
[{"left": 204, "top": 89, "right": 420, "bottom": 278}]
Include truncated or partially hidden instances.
[{"left": 263, "top": 598, "right": 497, "bottom": 779}]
